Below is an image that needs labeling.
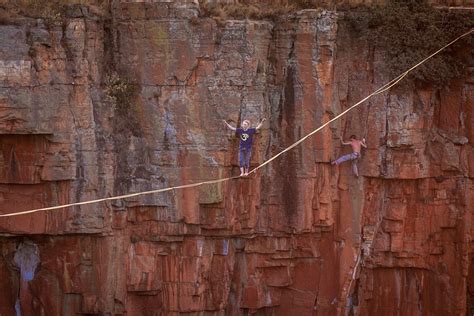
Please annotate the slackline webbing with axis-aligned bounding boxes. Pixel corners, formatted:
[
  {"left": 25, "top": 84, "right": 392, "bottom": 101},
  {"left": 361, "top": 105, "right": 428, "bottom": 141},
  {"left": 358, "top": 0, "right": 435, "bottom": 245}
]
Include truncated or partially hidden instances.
[
  {"left": 342, "top": 28, "right": 473, "bottom": 306},
  {"left": 1, "top": 29, "right": 472, "bottom": 218}
]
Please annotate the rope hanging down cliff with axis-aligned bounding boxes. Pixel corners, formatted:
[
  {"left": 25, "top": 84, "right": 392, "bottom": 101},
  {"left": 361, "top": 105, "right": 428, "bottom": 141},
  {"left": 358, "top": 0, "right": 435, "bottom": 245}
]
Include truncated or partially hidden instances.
[{"left": 0, "top": 29, "right": 472, "bottom": 218}]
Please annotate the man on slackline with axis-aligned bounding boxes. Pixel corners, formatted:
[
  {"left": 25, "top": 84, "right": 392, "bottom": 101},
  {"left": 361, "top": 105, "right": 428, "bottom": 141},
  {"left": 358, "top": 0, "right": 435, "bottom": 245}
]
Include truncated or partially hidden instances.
[{"left": 223, "top": 118, "right": 266, "bottom": 176}]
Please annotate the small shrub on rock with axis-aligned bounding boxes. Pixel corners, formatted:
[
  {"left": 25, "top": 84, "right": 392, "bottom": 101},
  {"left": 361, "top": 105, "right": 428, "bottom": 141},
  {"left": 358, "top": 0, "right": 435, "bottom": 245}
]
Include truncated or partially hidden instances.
[{"left": 344, "top": 0, "right": 474, "bottom": 86}]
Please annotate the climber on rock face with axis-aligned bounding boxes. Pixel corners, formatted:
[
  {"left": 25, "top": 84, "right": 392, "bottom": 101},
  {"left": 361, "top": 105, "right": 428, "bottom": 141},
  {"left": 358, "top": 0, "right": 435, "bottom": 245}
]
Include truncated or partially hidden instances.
[
  {"left": 331, "top": 135, "right": 367, "bottom": 177},
  {"left": 223, "top": 118, "right": 266, "bottom": 176}
]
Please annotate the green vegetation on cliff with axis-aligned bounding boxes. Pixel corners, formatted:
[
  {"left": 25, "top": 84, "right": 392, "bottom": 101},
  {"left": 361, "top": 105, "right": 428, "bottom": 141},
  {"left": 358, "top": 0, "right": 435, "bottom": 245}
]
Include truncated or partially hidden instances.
[{"left": 344, "top": 0, "right": 474, "bottom": 86}]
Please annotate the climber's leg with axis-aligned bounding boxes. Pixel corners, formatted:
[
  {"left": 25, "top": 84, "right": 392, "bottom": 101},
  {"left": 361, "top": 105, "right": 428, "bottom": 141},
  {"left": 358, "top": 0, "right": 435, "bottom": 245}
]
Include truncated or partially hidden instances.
[
  {"left": 239, "top": 148, "right": 245, "bottom": 176},
  {"left": 351, "top": 160, "right": 359, "bottom": 177},
  {"left": 332, "top": 153, "right": 353, "bottom": 165},
  {"left": 244, "top": 148, "right": 252, "bottom": 176}
]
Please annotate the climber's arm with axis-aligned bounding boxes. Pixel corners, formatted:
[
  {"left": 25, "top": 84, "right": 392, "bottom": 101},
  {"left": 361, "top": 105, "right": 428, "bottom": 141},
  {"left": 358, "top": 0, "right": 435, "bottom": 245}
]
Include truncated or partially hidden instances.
[
  {"left": 340, "top": 136, "right": 350, "bottom": 145},
  {"left": 223, "top": 120, "right": 237, "bottom": 131}
]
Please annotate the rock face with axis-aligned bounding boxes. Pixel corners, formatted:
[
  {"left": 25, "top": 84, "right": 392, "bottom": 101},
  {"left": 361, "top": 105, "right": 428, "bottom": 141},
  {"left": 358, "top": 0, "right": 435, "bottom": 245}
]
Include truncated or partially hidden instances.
[{"left": 0, "top": 1, "right": 473, "bottom": 315}]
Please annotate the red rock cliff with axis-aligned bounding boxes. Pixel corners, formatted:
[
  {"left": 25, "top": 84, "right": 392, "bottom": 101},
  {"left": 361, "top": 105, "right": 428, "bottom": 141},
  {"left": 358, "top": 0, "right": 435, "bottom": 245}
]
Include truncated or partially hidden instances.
[{"left": 0, "top": 1, "right": 473, "bottom": 315}]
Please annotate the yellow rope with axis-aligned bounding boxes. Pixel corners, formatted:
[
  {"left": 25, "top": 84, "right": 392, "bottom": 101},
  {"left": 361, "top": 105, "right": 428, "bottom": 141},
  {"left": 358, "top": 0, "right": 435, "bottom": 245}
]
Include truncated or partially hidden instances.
[
  {"left": 250, "top": 28, "right": 473, "bottom": 174},
  {"left": 340, "top": 29, "right": 473, "bottom": 307},
  {"left": 1, "top": 29, "right": 472, "bottom": 218}
]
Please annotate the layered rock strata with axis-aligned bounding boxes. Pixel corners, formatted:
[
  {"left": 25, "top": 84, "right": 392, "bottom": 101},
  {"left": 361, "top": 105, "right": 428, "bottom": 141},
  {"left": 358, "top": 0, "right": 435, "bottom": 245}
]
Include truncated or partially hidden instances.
[{"left": 0, "top": 1, "right": 473, "bottom": 315}]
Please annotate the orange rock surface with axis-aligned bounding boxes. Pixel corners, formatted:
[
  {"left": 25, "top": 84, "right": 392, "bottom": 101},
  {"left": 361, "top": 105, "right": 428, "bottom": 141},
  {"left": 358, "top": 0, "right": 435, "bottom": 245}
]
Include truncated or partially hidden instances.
[{"left": 0, "top": 1, "right": 473, "bottom": 315}]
